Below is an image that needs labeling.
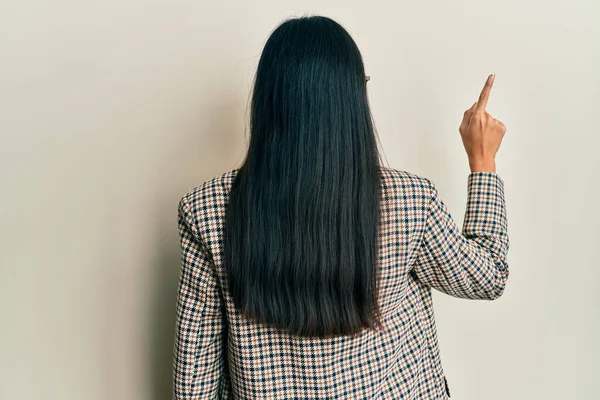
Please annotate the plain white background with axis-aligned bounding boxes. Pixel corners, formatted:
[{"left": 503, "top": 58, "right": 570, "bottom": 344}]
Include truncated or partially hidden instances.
[{"left": 1, "top": 1, "right": 598, "bottom": 399}]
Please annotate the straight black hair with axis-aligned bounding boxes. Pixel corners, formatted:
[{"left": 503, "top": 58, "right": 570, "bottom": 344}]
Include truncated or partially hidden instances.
[{"left": 223, "top": 15, "right": 385, "bottom": 338}]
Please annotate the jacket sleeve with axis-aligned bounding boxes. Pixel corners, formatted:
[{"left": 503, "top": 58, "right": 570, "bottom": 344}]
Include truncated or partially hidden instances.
[
  {"left": 173, "top": 196, "right": 228, "bottom": 399},
  {"left": 412, "top": 172, "right": 510, "bottom": 300}
]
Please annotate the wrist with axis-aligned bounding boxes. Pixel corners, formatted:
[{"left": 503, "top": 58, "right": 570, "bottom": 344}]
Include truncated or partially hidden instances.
[{"left": 468, "top": 157, "right": 496, "bottom": 173}]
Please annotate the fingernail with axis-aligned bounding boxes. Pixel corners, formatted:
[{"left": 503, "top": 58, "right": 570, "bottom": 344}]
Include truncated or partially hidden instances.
[{"left": 490, "top": 74, "right": 495, "bottom": 82}]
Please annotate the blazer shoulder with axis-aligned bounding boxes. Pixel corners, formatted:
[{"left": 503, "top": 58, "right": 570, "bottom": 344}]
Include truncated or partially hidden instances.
[
  {"left": 180, "top": 168, "right": 239, "bottom": 211},
  {"left": 379, "top": 166, "right": 433, "bottom": 193},
  {"left": 178, "top": 169, "right": 239, "bottom": 249}
]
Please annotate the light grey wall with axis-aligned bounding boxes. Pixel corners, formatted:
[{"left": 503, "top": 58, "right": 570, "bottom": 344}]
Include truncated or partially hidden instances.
[{"left": 1, "top": 1, "right": 598, "bottom": 399}]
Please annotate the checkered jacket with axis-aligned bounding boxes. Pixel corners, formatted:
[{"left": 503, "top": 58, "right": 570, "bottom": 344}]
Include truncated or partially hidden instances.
[{"left": 173, "top": 166, "right": 509, "bottom": 399}]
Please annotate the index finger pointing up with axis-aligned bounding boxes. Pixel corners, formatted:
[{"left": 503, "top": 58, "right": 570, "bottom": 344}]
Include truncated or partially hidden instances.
[{"left": 475, "top": 74, "right": 495, "bottom": 113}]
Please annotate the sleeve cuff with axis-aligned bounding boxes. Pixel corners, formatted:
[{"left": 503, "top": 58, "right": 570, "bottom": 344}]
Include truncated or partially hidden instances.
[
  {"left": 467, "top": 172, "right": 504, "bottom": 190},
  {"left": 464, "top": 172, "right": 507, "bottom": 236}
]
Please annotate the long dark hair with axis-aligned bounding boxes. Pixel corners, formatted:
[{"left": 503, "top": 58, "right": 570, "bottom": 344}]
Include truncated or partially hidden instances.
[{"left": 223, "top": 15, "right": 385, "bottom": 338}]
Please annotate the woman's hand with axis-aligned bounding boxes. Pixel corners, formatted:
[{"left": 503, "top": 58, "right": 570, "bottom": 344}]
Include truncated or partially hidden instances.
[{"left": 459, "top": 74, "right": 506, "bottom": 173}]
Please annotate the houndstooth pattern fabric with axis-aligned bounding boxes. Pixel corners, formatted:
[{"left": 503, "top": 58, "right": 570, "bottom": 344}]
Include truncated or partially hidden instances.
[{"left": 173, "top": 166, "right": 509, "bottom": 399}]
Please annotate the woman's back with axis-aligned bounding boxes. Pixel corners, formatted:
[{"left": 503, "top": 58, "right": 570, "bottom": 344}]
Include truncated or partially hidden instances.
[{"left": 173, "top": 164, "right": 508, "bottom": 399}]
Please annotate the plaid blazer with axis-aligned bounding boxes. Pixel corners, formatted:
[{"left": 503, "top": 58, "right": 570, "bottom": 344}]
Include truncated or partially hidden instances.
[{"left": 173, "top": 166, "right": 509, "bottom": 399}]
